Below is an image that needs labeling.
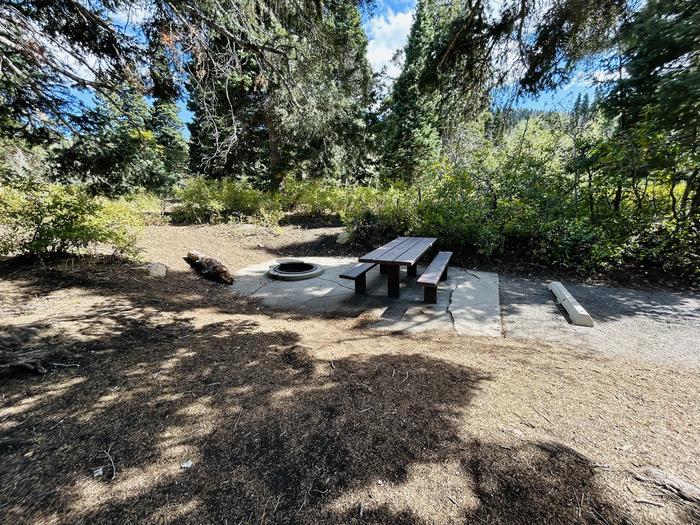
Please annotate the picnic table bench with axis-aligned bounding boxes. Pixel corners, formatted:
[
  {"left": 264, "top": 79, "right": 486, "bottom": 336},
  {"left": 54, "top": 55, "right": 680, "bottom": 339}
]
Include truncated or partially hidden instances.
[
  {"left": 417, "top": 251, "right": 452, "bottom": 303},
  {"left": 345, "top": 236, "right": 451, "bottom": 301}
]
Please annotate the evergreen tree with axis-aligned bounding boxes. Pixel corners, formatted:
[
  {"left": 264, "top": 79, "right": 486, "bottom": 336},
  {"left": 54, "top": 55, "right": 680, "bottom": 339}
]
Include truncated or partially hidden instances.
[
  {"left": 146, "top": 15, "right": 189, "bottom": 183},
  {"left": 381, "top": 0, "right": 442, "bottom": 184},
  {"left": 151, "top": 100, "right": 188, "bottom": 179},
  {"left": 187, "top": 0, "right": 374, "bottom": 188},
  {"left": 187, "top": 46, "right": 272, "bottom": 181},
  {"left": 54, "top": 87, "right": 174, "bottom": 196},
  {"left": 601, "top": 0, "right": 700, "bottom": 226}
]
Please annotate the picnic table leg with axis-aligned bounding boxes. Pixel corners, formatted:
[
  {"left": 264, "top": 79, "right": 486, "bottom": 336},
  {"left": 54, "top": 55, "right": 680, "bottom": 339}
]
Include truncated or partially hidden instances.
[
  {"left": 387, "top": 265, "right": 400, "bottom": 298},
  {"left": 407, "top": 263, "right": 417, "bottom": 278},
  {"left": 355, "top": 273, "right": 367, "bottom": 295}
]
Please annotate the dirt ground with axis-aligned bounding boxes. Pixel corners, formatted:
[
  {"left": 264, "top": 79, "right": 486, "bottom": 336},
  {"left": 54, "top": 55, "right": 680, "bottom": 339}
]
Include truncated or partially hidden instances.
[{"left": 1, "top": 224, "right": 699, "bottom": 524}]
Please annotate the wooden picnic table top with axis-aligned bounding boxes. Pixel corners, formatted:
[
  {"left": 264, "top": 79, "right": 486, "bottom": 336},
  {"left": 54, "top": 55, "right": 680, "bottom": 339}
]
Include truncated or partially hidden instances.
[{"left": 359, "top": 236, "right": 437, "bottom": 266}]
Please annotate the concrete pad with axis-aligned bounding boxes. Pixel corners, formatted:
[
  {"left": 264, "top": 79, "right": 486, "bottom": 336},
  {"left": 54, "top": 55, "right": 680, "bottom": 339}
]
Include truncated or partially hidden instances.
[
  {"left": 230, "top": 257, "right": 502, "bottom": 336},
  {"left": 450, "top": 271, "right": 501, "bottom": 337}
]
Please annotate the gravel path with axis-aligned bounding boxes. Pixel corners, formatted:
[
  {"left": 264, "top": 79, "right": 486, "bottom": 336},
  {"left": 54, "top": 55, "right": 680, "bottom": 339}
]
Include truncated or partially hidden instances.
[{"left": 500, "top": 276, "right": 700, "bottom": 370}]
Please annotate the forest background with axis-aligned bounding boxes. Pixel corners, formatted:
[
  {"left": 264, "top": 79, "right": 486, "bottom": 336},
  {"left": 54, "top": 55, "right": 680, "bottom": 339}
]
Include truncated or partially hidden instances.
[{"left": 1, "top": 0, "right": 698, "bottom": 285}]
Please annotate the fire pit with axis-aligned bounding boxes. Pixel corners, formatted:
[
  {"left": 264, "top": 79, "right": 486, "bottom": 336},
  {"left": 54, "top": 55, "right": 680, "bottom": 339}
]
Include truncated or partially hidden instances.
[{"left": 267, "top": 259, "right": 324, "bottom": 281}]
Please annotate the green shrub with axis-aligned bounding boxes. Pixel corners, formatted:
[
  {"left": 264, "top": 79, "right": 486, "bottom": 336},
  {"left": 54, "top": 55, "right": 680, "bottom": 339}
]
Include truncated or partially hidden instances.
[
  {"left": 120, "top": 191, "right": 166, "bottom": 225},
  {"left": 0, "top": 182, "right": 143, "bottom": 257},
  {"left": 280, "top": 177, "right": 350, "bottom": 217},
  {"left": 171, "top": 178, "right": 223, "bottom": 223},
  {"left": 220, "top": 179, "right": 267, "bottom": 217},
  {"left": 341, "top": 186, "right": 416, "bottom": 246},
  {"left": 172, "top": 177, "right": 275, "bottom": 224}
]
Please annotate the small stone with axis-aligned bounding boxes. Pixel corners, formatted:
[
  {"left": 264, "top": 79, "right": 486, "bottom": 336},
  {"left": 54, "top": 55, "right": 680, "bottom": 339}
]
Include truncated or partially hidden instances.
[
  {"left": 180, "top": 459, "right": 193, "bottom": 469},
  {"left": 498, "top": 426, "right": 525, "bottom": 438},
  {"left": 336, "top": 231, "right": 351, "bottom": 245},
  {"left": 92, "top": 466, "right": 104, "bottom": 477}
]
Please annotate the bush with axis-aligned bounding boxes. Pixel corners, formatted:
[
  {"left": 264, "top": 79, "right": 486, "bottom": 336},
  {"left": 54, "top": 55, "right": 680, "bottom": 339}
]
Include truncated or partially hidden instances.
[
  {"left": 341, "top": 185, "right": 415, "bottom": 247},
  {"left": 220, "top": 179, "right": 267, "bottom": 217},
  {"left": 170, "top": 178, "right": 224, "bottom": 223},
  {"left": 0, "top": 182, "right": 143, "bottom": 257},
  {"left": 279, "top": 177, "right": 351, "bottom": 218},
  {"left": 171, "top": 177, "right": 281, "bottom": 226},
  {"left": 122, "top": 191, "right": 166, "bottom": 225}
]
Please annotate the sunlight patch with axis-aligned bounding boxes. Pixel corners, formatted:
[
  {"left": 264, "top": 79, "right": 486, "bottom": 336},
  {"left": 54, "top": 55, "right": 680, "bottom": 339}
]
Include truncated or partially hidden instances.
[{"left": 326, "top": 460, "right": 477, "bottom": 522}]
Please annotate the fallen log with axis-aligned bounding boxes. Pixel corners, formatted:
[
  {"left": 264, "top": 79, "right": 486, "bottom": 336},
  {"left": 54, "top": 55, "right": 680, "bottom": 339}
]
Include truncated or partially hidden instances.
[
  {"left": 634, "top": 468, "right": 700, "bottom": 504},
  {"left": 0, "top": 349, "right": 48, "bottom": 373},
  {"left": 184, "top": 251, "right": 234, "bottom": 284}
]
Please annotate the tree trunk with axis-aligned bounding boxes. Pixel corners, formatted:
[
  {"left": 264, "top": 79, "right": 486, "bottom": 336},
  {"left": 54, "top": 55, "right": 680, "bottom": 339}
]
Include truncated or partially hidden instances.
[
  {"left": 613, "top": 183, "right": 623, "bottom": 212},
  {"left": 265, "top": 101, "right": 284, "bottom": 191}
]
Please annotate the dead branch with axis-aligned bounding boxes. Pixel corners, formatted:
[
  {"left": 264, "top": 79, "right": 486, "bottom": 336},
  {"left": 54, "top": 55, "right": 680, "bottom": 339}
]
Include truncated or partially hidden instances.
[
  {"left": 634, "top": 468, "right": 700, "bottom": 504},
  {"left": 104, "top": 445, "right": 116, "bottom": 480}
]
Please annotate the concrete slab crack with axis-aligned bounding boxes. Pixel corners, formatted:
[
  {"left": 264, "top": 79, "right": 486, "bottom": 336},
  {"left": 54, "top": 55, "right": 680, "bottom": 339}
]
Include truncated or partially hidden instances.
[
  {"left": 317, "top": 276, "right": 355, "bottom": 291},
  {"left": 446, "top": 287, "right": 456, "bottom": 330},
  {"left": 250, "top": 280, "right": 273, "bottom": 295}
]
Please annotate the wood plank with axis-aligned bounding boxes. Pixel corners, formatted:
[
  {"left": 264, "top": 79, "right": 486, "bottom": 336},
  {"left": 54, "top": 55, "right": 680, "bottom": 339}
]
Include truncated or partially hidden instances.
[
  {"left": 339, "top": 262, "right": 375, "bottom": 279},
  {"left": 393, "top": 237, "right": 437, "bottom": 265},
  {"left": 358, "top": 237, "right": 408, "bottom": 262},
  {"left": 417, "top": 251, "right": 452, "bottom": 287},
  {"left": 377, "top": 237, "right": 423, "bottom": 263}
]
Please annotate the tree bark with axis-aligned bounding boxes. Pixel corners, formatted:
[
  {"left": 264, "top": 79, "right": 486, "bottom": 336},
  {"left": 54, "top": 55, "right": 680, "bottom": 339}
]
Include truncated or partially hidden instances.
[
  {"left": 0, "top": 349, "right": 47, "bottom": 373},
  {"left": 184, "top": 251, "right": 234, "bottom": 284},
  {"left": 265, "top": 99, "right": 284, "bottom": 191}
]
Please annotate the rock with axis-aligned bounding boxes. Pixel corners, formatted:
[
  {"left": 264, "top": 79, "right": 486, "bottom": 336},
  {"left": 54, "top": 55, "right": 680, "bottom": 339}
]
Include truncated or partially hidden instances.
[
  {"left": 498, "top": 426, "right": 525, "bottom": 438},
  {"left": 180, "top": 459, "right": 193, "bottom": 469},
  {"left": 336, "top": 231, "right": 351, "bottom": 245},
  {"left": 136, "top": 262, "right": 167, "bottom": 278}
]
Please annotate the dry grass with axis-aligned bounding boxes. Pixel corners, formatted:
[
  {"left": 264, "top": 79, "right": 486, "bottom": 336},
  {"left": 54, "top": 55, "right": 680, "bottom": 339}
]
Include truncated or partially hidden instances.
[{"left": 0, "top": 224, "right": 698, "bottom": 524}]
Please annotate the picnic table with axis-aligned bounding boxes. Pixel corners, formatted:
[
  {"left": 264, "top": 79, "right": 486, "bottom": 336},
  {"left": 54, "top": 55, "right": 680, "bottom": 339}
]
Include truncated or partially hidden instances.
[{"left": 359, "top": 236, "right": 437, "bottom": 298}]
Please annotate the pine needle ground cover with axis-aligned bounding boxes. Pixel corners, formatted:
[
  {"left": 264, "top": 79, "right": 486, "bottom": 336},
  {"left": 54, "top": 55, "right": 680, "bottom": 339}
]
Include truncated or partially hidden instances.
[{"left": 1, "top": 225, "right": 697, "bottom": 524}]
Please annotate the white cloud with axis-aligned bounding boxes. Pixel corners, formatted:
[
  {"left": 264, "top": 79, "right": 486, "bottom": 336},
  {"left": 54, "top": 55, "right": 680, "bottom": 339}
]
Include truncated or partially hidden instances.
[
  {"left": 366, "top": 8, "right": 414, "bottom": 79},
  {"left": 591, "top": 69, "right": 619, "bottom": 83},
  {"left": 112, "top": 3, "right": 150, "bottom": 26}
]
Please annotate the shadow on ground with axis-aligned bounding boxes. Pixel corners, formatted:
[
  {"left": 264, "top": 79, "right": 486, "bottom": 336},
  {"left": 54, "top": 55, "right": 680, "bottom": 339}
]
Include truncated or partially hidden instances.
[
  {"left": 0, "top": 260, "right": 692, "bottom": 524},
  {"left": 1, "top": 319, "right": 633, "bottom": 524},
  {"left": 500, "top": 275, "right": 699, "bottom": 324}
]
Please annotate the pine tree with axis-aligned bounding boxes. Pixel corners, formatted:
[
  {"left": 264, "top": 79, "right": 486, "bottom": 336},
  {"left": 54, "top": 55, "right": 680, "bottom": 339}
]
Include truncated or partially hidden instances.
[
  {"left": 54, "top": 87, "right": 173, "bottom": 196},
  {"left": 147, "top": 17, "right": 189, "bottom": 184},
  {"left": 151, "top": 100, "right": 188, "bottom": 180},
  {"left": 381, "top": 0, "right": 442, "bottom": 184},
  {"left": 186, "top": 0, "right": 374, "bottom": 188},
  {"left": 601, "top": 0, "right": 700, "bottom": 226}
]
